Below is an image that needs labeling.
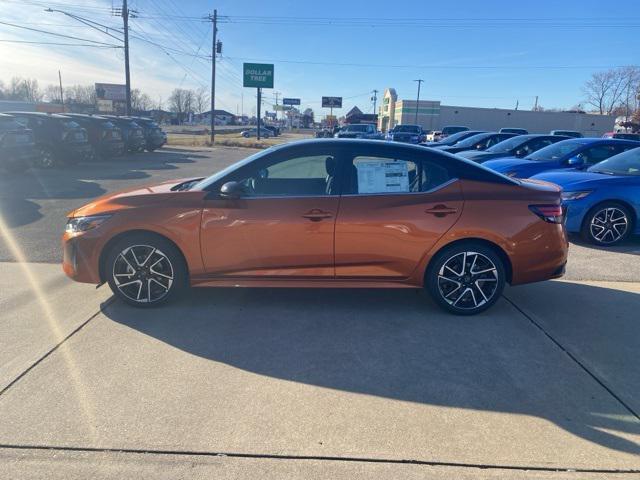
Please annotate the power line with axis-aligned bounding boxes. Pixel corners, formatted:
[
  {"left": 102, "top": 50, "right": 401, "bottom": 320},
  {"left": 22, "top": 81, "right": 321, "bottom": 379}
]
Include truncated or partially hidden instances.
[
  {"left": 0, "top": 39, "right": 119, "bottom": 48},
  {"left": 0, "top": 20, "right": 121, "bottom": 47}
]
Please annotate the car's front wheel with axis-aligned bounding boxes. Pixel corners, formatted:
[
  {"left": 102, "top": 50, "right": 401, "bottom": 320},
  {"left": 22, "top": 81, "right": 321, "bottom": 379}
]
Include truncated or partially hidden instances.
[
  {"left": 426, "top": 242, "right": 505, "bottom": 315},
  {"left": 581, "top": 202, "right": 633, "bottom": 246},
  {"left": 105, "top": 233, "right": 187, "bottom": 307}
]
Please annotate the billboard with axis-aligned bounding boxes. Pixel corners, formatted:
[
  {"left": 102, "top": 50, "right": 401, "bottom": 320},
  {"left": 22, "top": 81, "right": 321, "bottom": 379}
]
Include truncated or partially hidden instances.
[
  {"left": 322, "top": 96, "right": 342, "bottom": 108},
  {"left": 96, "top": 99, "right": 113, "bottom": 113},
  {"left": 283, "top": 98, "right": 300, "bottom": 106},
  {"left": 243, "top": 63, "right": 274, "bottom": 88},
  {"left": 95, "top": 83, "right": 126, "bottom": 101}
]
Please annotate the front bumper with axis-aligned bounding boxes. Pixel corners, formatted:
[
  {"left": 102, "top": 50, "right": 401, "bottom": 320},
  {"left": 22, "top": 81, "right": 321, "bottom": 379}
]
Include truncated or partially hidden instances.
[{"left": 62, "top": 230, "right": 104, "bottom": 284}]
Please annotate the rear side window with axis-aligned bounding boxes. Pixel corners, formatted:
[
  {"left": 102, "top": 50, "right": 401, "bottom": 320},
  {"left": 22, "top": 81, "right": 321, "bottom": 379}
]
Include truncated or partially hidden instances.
[{"left": 347, "top": 155, "right": 450, "bottom": 195}]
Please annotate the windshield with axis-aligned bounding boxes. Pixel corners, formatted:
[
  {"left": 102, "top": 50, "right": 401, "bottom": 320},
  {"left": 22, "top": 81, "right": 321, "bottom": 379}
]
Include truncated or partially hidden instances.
[
  {"left": 436, "top": 130, "right": 478, "bottom": 145},
  {"left": 527, "top": 139, "right": 587, "bottom": 161},
  {"left": 588, "top": 147, "right": 640, "bottom": 175},
  {"left": 394, "top": 125, "right": 420, "bottom": 133},
  {"left": 485, "top": 135, "right": 530, "bottom": 153},
  {"left": 452, "top": 132, "right": 491, "bottom": 148},
  {"left": 344, "top": 125, "right": 369, "bottom": 132}
]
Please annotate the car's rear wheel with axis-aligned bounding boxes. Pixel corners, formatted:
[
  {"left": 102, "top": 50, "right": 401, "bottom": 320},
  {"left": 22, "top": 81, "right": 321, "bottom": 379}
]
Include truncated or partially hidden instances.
[
  {"left": 581, "top": 202, "right": 633, "bottom": 246},
  {"left": 105, "top": 233, "right": 187, "bottom": 307},
  {"left": 426, "top": 242, "right": 505, "bottom": 315}
]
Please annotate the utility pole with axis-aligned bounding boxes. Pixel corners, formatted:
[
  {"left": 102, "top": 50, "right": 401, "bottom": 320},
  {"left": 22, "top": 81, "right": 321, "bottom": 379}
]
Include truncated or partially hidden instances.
[
  {"left": 208, "top": 9, "right": 218, "bottom": 143},
  {"left": 58, "top": 70, "right": 64, "bottom": 109},
  {"left": 121, "top": 0, "right": 131, "bottom": 115},
  {"left": 413, "top": 79, "right": 423, "bottom": 125},
  {"left": 257, "top": 87, "right": 262, "bottom": 140},
  {"left": 371, "top": 89, "right": 378, "bottom": 114},
  {"left": 533, "top": 96, "right": 539, "bottom": 111},
  {"left": 273, "top": 91, "right": 280, "bottom": 121}
]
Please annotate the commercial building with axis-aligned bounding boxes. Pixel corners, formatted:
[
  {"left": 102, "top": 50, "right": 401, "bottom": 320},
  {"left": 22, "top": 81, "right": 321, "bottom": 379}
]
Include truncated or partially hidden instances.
[{"left": 377, "top": 88, "right": 616, "bottom": 137}]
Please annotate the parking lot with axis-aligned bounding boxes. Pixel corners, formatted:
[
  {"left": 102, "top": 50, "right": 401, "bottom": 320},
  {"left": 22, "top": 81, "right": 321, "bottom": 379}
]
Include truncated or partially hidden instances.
[{"left": 1, "top": 146, "right": 639, "bottom": 478}]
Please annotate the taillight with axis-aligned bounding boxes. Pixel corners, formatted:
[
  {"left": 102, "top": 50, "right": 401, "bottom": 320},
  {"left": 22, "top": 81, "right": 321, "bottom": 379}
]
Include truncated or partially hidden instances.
[{"left": 529, "top": 204, "right": 564, "bottom": 224}]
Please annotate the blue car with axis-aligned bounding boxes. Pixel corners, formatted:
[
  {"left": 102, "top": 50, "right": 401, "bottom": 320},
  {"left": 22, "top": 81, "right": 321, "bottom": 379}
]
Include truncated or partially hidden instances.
[
  {"left": 531, "top": 147, "right": 640, "bottom": 246},
  {"left": 482, "top": 138, "right": 640, "bottom": 179}
]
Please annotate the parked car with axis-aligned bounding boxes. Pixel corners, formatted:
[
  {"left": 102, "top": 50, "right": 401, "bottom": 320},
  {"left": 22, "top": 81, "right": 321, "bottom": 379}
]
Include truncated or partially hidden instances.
[
  {"left": 385, "top": 124, "right": 425, "bottom": 143},
  {"left": 335, "top": 124, "right": 383, "bottom": 139},
  {"left": 425, "top": 130, "right": 442, "bottom": 142},
  {"left": 459, "top": 134, "right": 570, "bottom": 163},
  {"left": 64, "top": 114, "right": 125, "bottom": 159},
  {"left": 315, "top": 129, "right": 331, "bottom": 138},
  {"left": 440, "top": 125, "right": 469, "bottom": 138},
  {"left": 0, "top": 113, "right": 39, "bottom": 173},
  {"left": 531, "top": 147, "right": 640, "bottom": 246},
  {"left": 551, "top": 130, "right": 583, "bottom": 138},
  {"left": 128, "top": 116, "right": 166, "bottom": 151},
  {"left": 241, "top": 127, "right": 272, "bottom": 138},
  {"left": 263, "top": 125, "right": 280, "bottom": 136},
  {"left": 602, "top": 132, "right": 640, "bottom": 141},
  {"left": 62, "top": 139, "right": 568, "bottom": 316},
  {"left": 103, "top": 116, "right": 146, "bottom": 153},
  {"left": 6, "top": 111, "right": 91, "bottom": 168},
  {"left": 423, "top": 130, "right": 486, "bottom": 147},
  {"left": 483, "top": 138, "right": 640, "bottom": 178},
  {"left": 499, "top": 128, "right": 529, "bottom": 135},
  {"left": 436, "top": 132, "right": 518, "bottom": 154}
]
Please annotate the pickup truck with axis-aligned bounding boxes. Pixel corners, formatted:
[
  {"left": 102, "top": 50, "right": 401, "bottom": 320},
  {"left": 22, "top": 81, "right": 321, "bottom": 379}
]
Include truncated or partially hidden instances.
[{"left": 385, "top": 124, "right": 425, "bottom": 144}]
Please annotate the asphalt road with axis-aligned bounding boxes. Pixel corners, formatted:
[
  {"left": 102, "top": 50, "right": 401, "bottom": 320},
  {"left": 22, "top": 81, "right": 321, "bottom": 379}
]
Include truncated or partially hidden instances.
[
  {"left": 0, "top": 145, "right": 638, "bottom": 280},
  {"left": 1, "top": 145, "right": 639, "bottom": 478}
]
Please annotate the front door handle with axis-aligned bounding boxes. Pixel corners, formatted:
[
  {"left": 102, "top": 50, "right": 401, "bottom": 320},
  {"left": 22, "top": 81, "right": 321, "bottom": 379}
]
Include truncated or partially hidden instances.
[
  {"left": 425, "top": 205, "right": 458, "bottom": 217},
  {"left": 302, "top": 209, "right": 333, "bottom": 222}
]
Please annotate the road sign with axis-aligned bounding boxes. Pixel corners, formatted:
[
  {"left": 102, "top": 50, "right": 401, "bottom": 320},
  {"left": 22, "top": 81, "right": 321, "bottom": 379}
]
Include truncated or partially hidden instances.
[
  {"left": 283, "top": 98, "right": 301, "bottom": 106},
  {"left": 95, "top": 83, "right": 126, "bottom": 101},
  {"left": 322, "top": 96, "right": 342, "bottom": 108},
  {"left": 243, "top": 63, "right": 274, "bottom": 88}
]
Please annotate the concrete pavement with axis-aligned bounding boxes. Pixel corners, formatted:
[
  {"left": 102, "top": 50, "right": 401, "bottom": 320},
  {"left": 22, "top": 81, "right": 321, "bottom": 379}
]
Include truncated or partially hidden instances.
[{"left": 0, "top": 262, "right": 638, "bottom": 478}]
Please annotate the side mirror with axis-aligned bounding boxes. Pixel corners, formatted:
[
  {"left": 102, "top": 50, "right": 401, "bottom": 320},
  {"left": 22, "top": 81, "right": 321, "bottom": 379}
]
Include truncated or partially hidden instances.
[
  {"left": 219, "top": 181, "right": 243, "bottom": 199},
  {"left": 566, "top": 155, "right": 585, "bottom": 167}
]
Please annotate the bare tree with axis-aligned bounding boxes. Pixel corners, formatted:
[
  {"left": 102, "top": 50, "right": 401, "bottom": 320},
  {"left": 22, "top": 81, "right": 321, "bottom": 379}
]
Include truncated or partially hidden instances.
[
  {"left": 131, "top": 88, "right": 153, "bottom": 112},
  {"left": 44, "top": 84, "right": 63, "bottom": 103},
  {"left": 168, "top": 88, "right": 194, "bottom": 124},
  {"left": 64, "top": 85, "right": 96, "bottom": 105},
  {"left": 194, "top": 86, "right": 210, "bottom": 114},
  {"left": 619, "top": 66, "right": 640, "bottom": 121},
  {"left": 6, "top": 77, "right": 42, "bottom": 102},
  {"left": 0, "top": 80, "right": 5, "bottom": 100},
  {"left": 583, "top": 68, "right": 628, "bottom": 115}
]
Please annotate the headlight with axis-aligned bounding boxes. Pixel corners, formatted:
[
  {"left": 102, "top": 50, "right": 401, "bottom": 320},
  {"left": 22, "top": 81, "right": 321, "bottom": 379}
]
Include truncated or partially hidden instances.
[
  {"left": 561, "top": 190, "right": 592, "bottom": 201},
  {"left": 66, "top": 214, "right": 112, "bottom": 233},
  {"left": 333, "top": 133, "right": 339, "bottom": 138}
]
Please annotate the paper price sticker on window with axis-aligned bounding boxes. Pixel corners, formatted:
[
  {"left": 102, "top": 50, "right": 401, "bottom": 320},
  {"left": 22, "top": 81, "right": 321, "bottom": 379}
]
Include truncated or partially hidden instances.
[{"left": 356, "top": 161, "right": 409, "bottom": 194}]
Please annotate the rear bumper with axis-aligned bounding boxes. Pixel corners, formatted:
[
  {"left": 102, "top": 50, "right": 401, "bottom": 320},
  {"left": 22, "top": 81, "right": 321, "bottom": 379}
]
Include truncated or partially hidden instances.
[{"left": 510, "top": 223, "right": 569, "bottom": 285}]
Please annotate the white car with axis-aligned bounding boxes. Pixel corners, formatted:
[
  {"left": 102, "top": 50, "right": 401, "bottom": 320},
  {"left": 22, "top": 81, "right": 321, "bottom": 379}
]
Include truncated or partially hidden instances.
[
  {"left": 241, "top": 128, "right": 272, "bottom": 138},
  {"left": 425, "top": 130, "right": 442, "bottom": 142}
]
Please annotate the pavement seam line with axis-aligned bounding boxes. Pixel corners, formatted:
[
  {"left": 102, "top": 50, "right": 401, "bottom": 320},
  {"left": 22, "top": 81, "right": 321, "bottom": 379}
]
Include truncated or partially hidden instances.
[
  {"left": 0, "top": 298, "right": 113, "bottom": 398},
  {"left": 0, "top": 444, "right": 638, "bottom": 474},
  {"left": 503, "top": 294, "right": 640, "bottom": 421}
]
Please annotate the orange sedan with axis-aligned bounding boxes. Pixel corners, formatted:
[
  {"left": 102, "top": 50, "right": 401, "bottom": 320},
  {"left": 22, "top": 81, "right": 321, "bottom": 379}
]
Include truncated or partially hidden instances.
[{"left": 62, "top": 139, "right": 568, "bottom": 315}]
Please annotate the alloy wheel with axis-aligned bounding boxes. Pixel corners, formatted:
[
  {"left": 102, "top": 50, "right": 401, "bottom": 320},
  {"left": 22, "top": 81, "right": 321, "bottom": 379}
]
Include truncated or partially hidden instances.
[
  {"left": 437, "top": 251, "right": 499, "bottom": 311},
  {"left": 589, "top": 207, "right": 628, "bottom": 244},
  {"left": 112, "top": 244, "right": 174, "bottom": 303}
]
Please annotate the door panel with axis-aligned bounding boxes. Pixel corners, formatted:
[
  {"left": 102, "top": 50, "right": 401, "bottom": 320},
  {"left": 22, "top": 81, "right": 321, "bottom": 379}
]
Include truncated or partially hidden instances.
[
  {"left": 201, "top": 196, "right": 339, "bottom": 277},
  {"left": 335, "top": 181, "right": 463, "bottom": 278}
]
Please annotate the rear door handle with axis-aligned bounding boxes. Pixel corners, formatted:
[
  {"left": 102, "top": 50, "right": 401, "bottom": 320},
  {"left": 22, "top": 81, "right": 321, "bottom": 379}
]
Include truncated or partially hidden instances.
[
  {"left": 425, "top": 205, "right": 458, "bottom": 217},
  {"left": 302, "top": 209, "right": 333, "bottom": 221}
]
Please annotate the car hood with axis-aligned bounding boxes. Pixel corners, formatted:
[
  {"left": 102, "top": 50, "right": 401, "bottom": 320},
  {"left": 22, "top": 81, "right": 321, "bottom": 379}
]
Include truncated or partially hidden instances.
[
  {"left": 69, "top": 178, "right": 203, "bottom": 217},
  {"left": 482, "top": 157, "right": 532, "bottom": 172},
  {"left": 530, "top": 170, "right": 617, "bottom": 189}
]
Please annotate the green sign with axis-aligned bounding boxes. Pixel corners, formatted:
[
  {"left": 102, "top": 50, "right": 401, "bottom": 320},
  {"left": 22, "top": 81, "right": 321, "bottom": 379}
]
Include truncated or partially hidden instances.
[{"left": 243, "top": 63, "right": 274, "bottom": 88}]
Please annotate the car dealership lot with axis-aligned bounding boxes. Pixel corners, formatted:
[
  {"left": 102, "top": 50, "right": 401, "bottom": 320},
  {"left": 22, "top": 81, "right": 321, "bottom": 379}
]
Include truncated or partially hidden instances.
[{"left": 0, "top": 146, "right": 639, "bottom": 478}]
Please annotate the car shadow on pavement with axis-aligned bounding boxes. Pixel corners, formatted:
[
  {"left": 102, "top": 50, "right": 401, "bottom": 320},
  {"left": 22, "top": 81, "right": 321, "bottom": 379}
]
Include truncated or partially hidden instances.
[
  {"left": 103, "top": 281, "right": 640, "bottom": 456},
  {"left": 568, "top": 233, "right": 640, "bottom": 253}
]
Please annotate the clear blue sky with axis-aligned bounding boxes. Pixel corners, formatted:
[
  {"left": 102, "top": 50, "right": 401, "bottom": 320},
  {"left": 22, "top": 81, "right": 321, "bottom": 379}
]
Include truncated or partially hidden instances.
[{"left": 1, "top": 0, "right": 638, "bottom": 116}]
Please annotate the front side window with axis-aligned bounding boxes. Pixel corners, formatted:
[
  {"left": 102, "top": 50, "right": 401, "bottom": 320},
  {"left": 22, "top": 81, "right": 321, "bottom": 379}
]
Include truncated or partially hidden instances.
[
  {"left": 527, "top": 139, "right": 587, "bottom": 161},
  {"left": 588, "top": 147, "right": 640, "bottom": 175},
  {"left": 579, "top": 145, "right": 621, "bottom": 165},
  {"left": 233, "top": 154, "right": 337, "bottom": 197},
  {"left": 346, "top": 154, "right": 450, "bottom": 195}
]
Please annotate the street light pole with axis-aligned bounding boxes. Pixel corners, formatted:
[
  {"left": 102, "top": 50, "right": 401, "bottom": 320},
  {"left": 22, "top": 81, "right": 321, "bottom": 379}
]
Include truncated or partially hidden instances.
[
  {"left": 209, "top": 9, "right": 218, "bottom": 144},
  {"left": 413, "top": 79, "right": 423, "bottom": 125},
  {"left": 122, "top": 0, "right": 131, "bottom": 115}
]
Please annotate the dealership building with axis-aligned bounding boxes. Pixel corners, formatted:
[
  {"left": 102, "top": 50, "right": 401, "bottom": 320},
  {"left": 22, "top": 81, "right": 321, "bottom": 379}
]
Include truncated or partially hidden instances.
[{"left": 377, "top": 88, "right": 616, "bottom": 137}]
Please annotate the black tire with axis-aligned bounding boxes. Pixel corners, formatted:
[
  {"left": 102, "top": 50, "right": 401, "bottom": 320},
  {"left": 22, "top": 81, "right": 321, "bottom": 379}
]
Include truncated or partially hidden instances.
[
  {"left": 581, "top": 201, "right": 634, "bottom": 246},
  {"left": 104, "top": 232, "right": 187, "bottom": 308},
  {"left": 425, "top": 242, "right": 506, "bottom": 316},
  {"left": 146, "top": 147, "right": 156, "bottom": 152}
]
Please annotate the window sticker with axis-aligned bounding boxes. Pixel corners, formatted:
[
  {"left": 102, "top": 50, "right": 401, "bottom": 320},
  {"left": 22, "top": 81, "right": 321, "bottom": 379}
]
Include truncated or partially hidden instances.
[{"left": 356, "top": 160, "right": 409, "bottom": 194}]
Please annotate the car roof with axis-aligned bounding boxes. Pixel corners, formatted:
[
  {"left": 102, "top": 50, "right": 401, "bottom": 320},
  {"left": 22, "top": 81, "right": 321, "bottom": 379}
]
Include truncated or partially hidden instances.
[
  {"left": 4, "top": 111, "right": 71, "bottom": 119},
  {"left": 65, "top": 113, "right": 112, "bottom": 121}
]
